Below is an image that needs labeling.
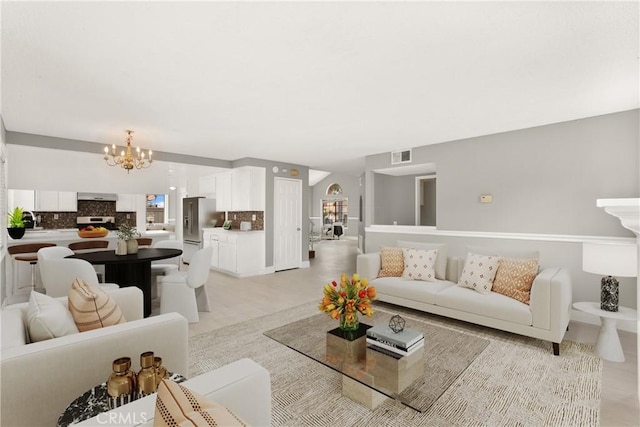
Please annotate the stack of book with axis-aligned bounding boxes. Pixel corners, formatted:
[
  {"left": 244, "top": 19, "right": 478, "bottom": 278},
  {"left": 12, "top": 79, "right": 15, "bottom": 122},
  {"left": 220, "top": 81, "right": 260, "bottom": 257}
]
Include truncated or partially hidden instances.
[{"left": 366, "top": 323, "right": 424, "bottom": 357}]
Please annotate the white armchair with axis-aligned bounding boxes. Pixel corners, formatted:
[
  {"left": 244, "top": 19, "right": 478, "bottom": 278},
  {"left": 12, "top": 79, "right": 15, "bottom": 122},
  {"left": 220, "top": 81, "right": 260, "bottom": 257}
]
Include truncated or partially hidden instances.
[{"left": 0, "top": 287, "right": 189, "bottom": 427}]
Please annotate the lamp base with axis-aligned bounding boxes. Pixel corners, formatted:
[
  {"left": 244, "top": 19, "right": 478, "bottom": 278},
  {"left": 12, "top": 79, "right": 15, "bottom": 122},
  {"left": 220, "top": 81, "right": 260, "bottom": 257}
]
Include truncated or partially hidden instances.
[{"left": 600, "top": 275, "right": 619, "bottom": 312}]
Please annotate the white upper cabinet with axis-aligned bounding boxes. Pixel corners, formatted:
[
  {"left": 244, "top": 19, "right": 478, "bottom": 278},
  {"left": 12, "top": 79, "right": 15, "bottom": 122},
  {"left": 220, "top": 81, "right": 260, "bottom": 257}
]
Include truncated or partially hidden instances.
[
  {"left": 116, "top": 194, "right": 142, "bottom": 212},
  {"left": 215, "top": 172, "right": 232, "bottom": 211},
  {"left": 34, "top": 191, "right": 77, "bottom": 211},
  {"left": 8, "top": 190, "right": 35, "bottom": 211},
  {"left": 198, "top": 174, "right": 216, "bottom": 198}
]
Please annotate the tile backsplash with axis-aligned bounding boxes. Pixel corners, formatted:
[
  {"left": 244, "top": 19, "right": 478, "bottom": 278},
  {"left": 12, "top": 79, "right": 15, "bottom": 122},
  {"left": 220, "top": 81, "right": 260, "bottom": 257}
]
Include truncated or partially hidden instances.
[
  {"left": 226, "top": 211, "right": 264, "bottom": 230},
  {"left": 36, "top": 200, "right": 136, "bottom": 229}
]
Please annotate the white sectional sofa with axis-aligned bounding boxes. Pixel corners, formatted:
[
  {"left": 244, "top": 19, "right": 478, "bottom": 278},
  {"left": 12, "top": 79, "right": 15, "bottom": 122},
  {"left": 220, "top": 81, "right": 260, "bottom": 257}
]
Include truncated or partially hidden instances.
[
  {"left": 0, "top": 287, "right": 189, "bottom": 427},
  {"left": 77, "top": 358, "right": 272, "bottom": 426},
  {"left": 357, "top": 244, "right": 572, "bottom": 355}
]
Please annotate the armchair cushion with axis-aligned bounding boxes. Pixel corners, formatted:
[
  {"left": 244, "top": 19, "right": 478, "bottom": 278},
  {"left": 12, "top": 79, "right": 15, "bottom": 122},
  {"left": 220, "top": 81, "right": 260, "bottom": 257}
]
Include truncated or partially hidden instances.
[{"left": 27, "top": 291, "right": 78, "bottom": 342}]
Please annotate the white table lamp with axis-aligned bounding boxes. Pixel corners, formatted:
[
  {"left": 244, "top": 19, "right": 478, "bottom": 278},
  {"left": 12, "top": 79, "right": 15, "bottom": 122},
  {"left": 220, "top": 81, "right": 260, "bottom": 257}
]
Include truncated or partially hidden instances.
[{"left": 582, "top": 242, "right": 637, "bottom": 312}]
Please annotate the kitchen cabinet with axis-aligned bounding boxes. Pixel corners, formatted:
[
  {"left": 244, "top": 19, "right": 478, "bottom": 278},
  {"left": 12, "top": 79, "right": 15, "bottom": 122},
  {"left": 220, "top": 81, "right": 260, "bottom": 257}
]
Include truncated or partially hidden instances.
[
  {"left": 215, "top": 166, "right": 265, "bottom": 211},
  {"left": 8, "top": 190, "right": 35, "bottom": 211},
  {"left": 116, "top": 193, "right": 145, "bottom": 212},
  {"left": 215, "top": 172, "right": 232, "bottom": 211},
  {"left": 203, "top": 228, "right": 264, "bottom": 277},
  {"left": 35, "top": 191, "right": 77, "bottom": 211},
  {"left": 198, "top": 174, "right": 216, "bottom": 198}
]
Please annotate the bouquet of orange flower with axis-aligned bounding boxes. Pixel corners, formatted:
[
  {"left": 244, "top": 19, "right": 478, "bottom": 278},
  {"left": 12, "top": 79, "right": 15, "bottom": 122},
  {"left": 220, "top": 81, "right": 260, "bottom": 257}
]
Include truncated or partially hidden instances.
[{"left": 318, "top": 273, "right": 376, "bottom": 331}]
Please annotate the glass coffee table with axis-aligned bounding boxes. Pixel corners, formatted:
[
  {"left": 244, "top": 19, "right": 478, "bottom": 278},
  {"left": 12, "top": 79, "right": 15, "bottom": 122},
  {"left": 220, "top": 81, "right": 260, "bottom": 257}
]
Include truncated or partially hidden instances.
[{"left": 264, "top": 311, "right": 489, "bottom": 412}]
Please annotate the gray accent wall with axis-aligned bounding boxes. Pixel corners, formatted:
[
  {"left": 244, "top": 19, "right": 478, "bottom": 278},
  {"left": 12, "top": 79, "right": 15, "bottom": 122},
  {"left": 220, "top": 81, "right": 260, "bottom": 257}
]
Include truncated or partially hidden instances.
[
  {"left": 365, "top": 109, "right": 639, "bottom": 238},
  {"left": 373, "top": 174, "right": 416, "bottom": 225}
]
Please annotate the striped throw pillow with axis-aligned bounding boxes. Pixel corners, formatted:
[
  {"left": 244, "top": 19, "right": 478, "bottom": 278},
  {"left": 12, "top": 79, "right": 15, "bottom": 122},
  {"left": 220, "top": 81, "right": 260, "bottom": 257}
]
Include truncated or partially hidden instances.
[
  {"left": 68, "top": 279, "right": 125, "bottom": 332},
  {"left": 154, "top": 379, "right": 246, "bottom": 426}
]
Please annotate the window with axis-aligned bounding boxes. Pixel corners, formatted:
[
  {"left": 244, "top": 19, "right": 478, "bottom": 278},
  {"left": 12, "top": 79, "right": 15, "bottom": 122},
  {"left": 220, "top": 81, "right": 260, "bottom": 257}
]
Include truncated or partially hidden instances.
[
  {"left": 326, "top": 183, "right": 343, "bottom": 195},
  {"left": 322, "top": 198, "right": 348, "bottom": 224}
]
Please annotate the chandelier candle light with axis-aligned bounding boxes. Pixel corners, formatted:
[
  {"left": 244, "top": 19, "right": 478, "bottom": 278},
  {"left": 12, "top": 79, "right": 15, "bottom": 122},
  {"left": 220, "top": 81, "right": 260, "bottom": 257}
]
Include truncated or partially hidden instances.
[{"left": 104, "top": 130, "right": 152, "bottom": 173}]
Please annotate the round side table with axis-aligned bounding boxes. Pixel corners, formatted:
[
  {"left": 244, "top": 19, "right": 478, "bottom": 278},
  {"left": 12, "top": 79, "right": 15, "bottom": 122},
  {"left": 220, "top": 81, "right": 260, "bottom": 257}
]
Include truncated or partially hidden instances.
[{"left": 572, "top": 302, "right": 637, "bottom": 362}]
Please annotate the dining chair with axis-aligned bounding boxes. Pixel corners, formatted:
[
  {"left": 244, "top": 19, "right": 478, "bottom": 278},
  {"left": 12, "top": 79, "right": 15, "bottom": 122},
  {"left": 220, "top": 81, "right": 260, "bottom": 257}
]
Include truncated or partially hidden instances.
[
  {"left": 150, "top": 240, "right": 183, "bottom": 299},
  {"left": 159, "top": 246, "right": 212, "bottom": 323},
  {"left": 38, "top": 258, "right": 120, "bottom": 298},
  {"left": 136, "top": 238, "right": 153, "bottom": 248},
  {"left": 68, "top": 240, "right": 110, "bottom": 282}
]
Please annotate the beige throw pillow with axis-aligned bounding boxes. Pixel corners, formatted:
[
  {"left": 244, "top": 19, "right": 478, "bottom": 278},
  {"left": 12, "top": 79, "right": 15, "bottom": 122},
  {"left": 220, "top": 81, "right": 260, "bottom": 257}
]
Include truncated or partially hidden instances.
[
  {"left": 458, "top": 253, "right": 500, "bottom": 294},
  {"left": 378, "top": 246, "right": 404, "bottom": 277},
  {"left": 492, "top": 257, "right": 539, "bottom": 304},
  {"left": 154, "top": 379, "right": 247, "bottom": 426},
  {"left": 402, "top": 248, "right": 438, "bottom": 282},
  {"left": 68, "top": 279, "right": 125, "bottom": 332}
]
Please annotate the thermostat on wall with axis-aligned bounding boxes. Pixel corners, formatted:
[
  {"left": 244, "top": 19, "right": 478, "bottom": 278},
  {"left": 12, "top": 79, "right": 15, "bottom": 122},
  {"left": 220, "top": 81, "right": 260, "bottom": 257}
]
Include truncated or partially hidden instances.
[{"left": 480, "top": 194, "right": 493, "bottom": 203}]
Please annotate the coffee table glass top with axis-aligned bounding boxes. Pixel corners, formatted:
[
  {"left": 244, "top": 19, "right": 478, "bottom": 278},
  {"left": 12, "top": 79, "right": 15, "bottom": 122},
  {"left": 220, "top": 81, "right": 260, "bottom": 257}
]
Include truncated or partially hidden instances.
[{"left": 264, "top": 311, "right": 489, "bottom": 412}]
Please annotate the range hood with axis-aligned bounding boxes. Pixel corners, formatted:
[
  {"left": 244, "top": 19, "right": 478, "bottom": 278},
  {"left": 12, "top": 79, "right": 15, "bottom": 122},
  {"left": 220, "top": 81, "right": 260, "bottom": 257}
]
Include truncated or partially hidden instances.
[{"left": 77, "top": 192, "right": 118, "bottom": 202}]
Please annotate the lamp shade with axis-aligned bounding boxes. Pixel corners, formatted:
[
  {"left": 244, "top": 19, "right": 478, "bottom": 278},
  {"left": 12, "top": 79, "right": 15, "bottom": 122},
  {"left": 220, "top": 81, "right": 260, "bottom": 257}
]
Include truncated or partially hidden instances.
[{"left": 582, "top": 242, "right": 638, "bottom": 277}]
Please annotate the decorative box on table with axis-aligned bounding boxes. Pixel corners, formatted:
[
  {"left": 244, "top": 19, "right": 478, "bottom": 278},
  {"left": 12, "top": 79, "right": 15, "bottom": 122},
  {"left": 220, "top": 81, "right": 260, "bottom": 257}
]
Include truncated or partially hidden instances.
[{"left": 326, "top": 324, "right": 372, "bottom": 365}]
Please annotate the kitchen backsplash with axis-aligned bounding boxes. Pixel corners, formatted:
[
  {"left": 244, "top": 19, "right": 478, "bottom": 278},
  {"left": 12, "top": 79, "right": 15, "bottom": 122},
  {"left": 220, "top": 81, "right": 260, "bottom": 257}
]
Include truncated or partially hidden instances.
[
  {"left": 226, "top": 211, "right": 264, "bottom": 230},
  {"left": 35, "top": 199, "right": 136, "bottom": 229}
]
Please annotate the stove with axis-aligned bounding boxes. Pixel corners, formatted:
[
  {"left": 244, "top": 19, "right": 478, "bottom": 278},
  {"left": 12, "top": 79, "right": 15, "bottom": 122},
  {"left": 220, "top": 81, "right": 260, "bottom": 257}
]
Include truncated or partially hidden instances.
[{"left": 76, "top": 216, "right": 117, "bottom": 230}]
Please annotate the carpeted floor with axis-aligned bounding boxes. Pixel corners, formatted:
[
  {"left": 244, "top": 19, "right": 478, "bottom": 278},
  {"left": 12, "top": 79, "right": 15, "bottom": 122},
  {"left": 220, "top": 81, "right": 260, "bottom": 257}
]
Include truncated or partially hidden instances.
[{"left": 189, "top": 302, "right": 602, "bottom": 426}]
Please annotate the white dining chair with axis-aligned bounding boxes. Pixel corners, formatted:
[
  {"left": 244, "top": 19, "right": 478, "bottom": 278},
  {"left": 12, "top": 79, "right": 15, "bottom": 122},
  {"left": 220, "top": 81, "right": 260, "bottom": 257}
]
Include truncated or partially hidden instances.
[
  {"left": 159, "top": 246, "right": 212, "bottom": 323},
  {"left": 150, "top": 239, "right": 183, "bottom": 299},
  {"left": 38, "top": 258, "right": 120, "bottom": 298}
]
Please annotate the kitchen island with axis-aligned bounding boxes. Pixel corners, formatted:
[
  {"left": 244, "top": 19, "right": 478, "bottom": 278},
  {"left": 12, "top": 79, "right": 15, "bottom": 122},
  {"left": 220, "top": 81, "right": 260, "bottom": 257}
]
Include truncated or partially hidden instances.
[{"left": 4, "top": 229, "right": 177, "bottom": 306}]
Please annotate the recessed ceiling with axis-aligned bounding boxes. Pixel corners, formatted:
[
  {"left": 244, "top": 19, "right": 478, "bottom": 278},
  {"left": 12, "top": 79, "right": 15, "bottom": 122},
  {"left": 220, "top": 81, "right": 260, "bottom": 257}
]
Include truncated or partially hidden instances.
[{"left": 2, "top": 1, "right": 637, "bottom": 175}]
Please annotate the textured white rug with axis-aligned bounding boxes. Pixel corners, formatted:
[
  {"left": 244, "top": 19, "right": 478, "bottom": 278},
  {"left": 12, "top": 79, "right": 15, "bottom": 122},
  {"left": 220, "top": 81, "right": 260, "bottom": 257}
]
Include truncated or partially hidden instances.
[{"left": 189, "top": 302, "right": 601, "bottom": 426}]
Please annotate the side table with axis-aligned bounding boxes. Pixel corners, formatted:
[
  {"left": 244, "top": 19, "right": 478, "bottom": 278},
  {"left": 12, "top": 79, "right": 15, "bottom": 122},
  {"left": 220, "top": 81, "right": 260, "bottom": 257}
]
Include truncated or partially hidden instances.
[
  {"left": 57, "top": 373, "right": 186, "bottom": 427},
  {"left": 572, "top": 302, "right": 637, "bottom": 362}
]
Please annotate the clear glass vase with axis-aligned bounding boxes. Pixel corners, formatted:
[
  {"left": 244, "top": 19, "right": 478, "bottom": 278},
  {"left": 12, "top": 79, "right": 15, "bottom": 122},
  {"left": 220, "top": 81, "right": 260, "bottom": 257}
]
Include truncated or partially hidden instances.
[{"left": 339, "top": 311, "right": 359, "bottom": 331}]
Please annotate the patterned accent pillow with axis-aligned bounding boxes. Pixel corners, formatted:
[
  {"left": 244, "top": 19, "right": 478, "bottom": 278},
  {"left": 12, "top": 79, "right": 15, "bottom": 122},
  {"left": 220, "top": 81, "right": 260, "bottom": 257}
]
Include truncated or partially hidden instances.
[
  {"left": 492, "top": 257, "right": 539, "bottom": 304},
  {"left": 458, "top": 253, "right": 500, "bottom": 294},
  {"left": 377, "top": 246, "right": 405, "bottom": 277},
  {"left": 154, "top": 378, "right": 247, "bottom": 426},
  {"left": 402, "top": 248, "right": 438, "bottom": 282},
  {"left": 68, "top": 278, "right": 125, "bottom": 332}
]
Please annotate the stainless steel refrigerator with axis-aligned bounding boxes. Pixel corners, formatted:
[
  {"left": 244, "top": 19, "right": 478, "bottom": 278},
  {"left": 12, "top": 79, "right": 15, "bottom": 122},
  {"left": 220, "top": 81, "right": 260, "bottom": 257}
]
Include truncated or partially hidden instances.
[{"left": 182, "top": 197, "right": 222, "bottom": 263}]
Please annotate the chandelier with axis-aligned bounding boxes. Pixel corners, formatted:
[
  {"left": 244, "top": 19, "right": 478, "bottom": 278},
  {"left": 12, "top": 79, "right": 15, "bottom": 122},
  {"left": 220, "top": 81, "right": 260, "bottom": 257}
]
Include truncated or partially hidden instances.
[{"left": 103, "top": 130, "right": 153, "bottom": 173}]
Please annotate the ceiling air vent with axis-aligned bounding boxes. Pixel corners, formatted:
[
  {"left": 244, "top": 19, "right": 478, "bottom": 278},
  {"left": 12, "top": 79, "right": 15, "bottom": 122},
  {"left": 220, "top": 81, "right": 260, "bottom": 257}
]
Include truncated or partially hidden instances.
[{"left": 391, "top": 149, "right": 412, "bottom": 165}]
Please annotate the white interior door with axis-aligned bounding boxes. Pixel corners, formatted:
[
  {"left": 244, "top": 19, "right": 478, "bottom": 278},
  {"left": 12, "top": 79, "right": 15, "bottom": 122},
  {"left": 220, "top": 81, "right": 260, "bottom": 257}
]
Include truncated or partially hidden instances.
[{"left": 274, "top": 178, "right": 302, "bottom": 271}]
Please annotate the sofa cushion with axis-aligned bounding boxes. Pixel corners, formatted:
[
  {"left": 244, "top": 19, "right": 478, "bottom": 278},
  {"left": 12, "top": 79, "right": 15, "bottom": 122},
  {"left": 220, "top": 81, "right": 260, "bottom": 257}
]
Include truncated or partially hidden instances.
[
  {"left": 492, "top": 257, "right": 539, "bottom": 305},
  {"left": 154, "top": 378, "right": 246, "bottom": 426},
  {"left": 68, "top": 279, "right": 126, "bottom": 332},
  {"left": 436, "top": 285, "right": 532, "bottom": 326},
  {"left": 458, "top": 253, "right": 500, "bottom": 294},
  {"left": 27, "top": 291, "right": 79, "bottom": 342},
  {"left": 1, "top": 308, "right": 28, "bottom": 349},
  {"left": 377, "top": 247, "right": 404, "bottom": 277},
  {"left": 372, "top": 277, "right": 456, "bottom": 305},
  {"left": 397, "top": 241, "right": 447, "bottom": 280},
  {"left": 402, "top": 248, "right": 438, "bottom": 282}
]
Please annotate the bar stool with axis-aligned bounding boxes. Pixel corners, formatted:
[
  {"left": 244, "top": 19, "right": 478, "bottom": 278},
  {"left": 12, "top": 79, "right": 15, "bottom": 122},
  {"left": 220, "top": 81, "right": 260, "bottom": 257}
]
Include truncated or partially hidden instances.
[
  {"left": 8, "top": 243, "right": 57, "bottom": 292},
  {"left": 136, "top": 238, "right": 153, "bottom": 247}
]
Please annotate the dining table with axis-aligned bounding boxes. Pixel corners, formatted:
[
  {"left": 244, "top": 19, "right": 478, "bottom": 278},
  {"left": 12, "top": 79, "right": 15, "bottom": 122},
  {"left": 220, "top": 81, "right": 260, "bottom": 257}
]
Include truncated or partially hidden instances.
[{"left": 68, "top": 248, "right": 182, "bottom": 317}]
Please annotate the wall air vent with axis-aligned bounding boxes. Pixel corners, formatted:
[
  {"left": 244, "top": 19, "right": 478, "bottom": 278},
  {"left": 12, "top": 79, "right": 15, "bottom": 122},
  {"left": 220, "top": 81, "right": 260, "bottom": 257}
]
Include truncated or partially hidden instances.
[{"left": 391, "top": 149, "right": 412, "bottom": 165}]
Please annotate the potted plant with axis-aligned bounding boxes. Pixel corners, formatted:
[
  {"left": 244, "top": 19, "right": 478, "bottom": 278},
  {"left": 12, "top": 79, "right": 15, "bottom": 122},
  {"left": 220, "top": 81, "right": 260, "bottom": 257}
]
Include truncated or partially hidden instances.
[
  {"left": 116, "top": 223, "right": 141, "bottom": 255},
  {"left": 7, "top": 207, "right": 26, "bottom": 239}
]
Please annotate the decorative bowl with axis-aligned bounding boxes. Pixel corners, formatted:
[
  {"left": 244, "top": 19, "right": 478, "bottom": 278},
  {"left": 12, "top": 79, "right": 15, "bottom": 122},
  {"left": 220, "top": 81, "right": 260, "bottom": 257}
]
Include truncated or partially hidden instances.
[{"left": 77, "top": 229, "right": 109, "bottom": 238}]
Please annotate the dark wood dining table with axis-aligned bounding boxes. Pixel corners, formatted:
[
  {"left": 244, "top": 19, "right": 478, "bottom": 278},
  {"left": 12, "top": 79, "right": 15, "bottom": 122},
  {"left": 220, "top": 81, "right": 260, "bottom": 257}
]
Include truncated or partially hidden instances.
[{"left": 68, "top": 248, "right": 182, "bottom": 317}]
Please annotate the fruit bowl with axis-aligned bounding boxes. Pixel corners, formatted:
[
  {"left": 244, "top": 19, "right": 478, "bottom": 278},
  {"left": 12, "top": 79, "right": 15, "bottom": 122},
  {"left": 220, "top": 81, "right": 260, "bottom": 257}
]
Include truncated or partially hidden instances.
[{"left": 77, "top": 229, "right": 109, "bottom": 238}]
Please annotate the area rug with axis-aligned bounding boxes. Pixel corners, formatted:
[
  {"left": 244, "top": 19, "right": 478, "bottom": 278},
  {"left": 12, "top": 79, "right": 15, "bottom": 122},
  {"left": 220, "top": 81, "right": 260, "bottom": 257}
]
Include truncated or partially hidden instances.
[{"left": 188, "top": 302, "right": 602, "bottom": 426}]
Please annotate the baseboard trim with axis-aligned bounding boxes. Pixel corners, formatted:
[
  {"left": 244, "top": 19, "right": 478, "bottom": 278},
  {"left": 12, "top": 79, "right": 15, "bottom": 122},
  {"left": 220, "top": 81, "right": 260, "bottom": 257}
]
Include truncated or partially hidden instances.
[{"left": 571, "top": 309, "right": 637, "bottom": 333}]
